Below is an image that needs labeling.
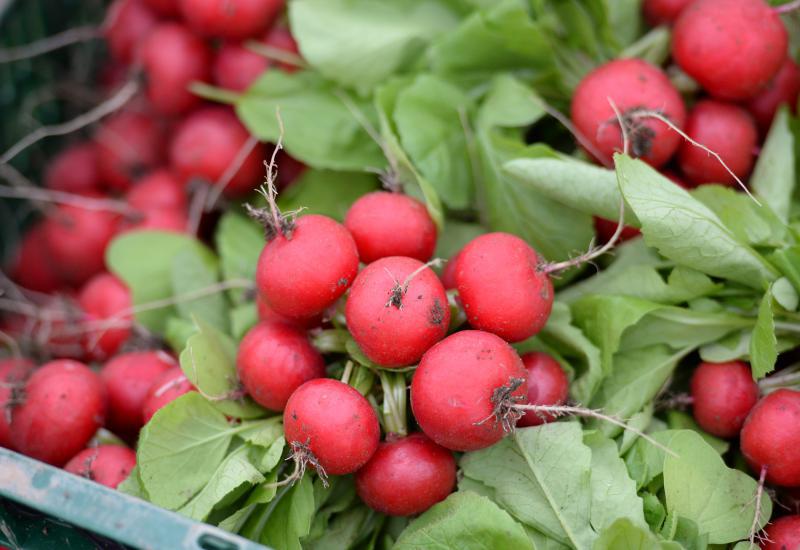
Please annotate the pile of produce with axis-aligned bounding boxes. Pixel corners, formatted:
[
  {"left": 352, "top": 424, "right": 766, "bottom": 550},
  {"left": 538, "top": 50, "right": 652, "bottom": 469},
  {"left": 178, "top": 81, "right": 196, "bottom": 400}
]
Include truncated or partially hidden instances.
[{"left": 3, "top": 0, "right": 800, "bottom": 548}]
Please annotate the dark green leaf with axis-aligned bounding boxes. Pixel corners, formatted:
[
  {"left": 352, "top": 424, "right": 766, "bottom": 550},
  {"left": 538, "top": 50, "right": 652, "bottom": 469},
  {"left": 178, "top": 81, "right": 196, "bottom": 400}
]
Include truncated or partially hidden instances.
[
  {"left": 277, "top": 169, "right": 379, "bottom": 222},
  {"left": 751, "top": 106, "right": 795, "bottom": 222},
  {"left": 171, "top": 247, "right": 229, "bottom": 333},
  {"left": 750, "top": 286, "right": 777, "bottom": 379}
]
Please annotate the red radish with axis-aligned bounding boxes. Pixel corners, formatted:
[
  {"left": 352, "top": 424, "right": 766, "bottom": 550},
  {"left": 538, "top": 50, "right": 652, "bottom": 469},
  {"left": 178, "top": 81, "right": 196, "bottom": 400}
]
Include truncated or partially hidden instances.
[
  {"left": 740, "top": 389, "right": 800, "bottom": 487},
  {"left": 570, "top": 58, "right": 686, "bottom": 167},
  {"left": 642, "top": 0, "right": 691, "bottom": 26},
  {"left": 44, "top": 142, "right": 102, "bottom": 195},
  {"left": 178, "top": 0, "right": 284, "bottom": 40},
  {"left": 212, "top": 41, "right": 269, "bottom": 92},
  {"left": 64, "top": 445, "right": 137, "bottom": 489},
  {"left": 0, "top": 358, "right": 34, "bottom": 449},
  {"left": 263, "top": 25, "right": 300, "bottom": 73},
  {"left": 141, "top": 0, "right": 179, "bottom": 17},
  {"left": 78, "top": 273, "right": 132, "bottom": 360},
  {"left": 663, "top": 170, "right": 692, "bottom": 189},
  {"left": 142, "top": 366, "right": 194, "bottom": 423},
  {"left": 41, "top": 199, "right": 120, "bottom": 287},
  {"left": 276, "top": 151, "right": 306, "bottom": 189},
  {"left": 678, "top": 100, "right": 757, "bottom": 186},
  {"left": 101, "top": 351, "right": 175, "bottom": 436},
  {"left": 439, "top": 250, "right": 461, "bottom": 291},
  {"left": 593, "top": 217, "right": 640, "bottom": 245},
  {"left": 345, "top": 256, "right": 449, "bottom": 367},
  {"left": 10, "top": 360, "right": 107, "bottom": 466},
  {"left": 256, "top": 295, "right": 322, "bottom": 330},
  {"left": 672, "top": 0, "right": 787, "bottom": 100},
  {"left": 119, "top": 207, "right": 188, "bottom": 234},
  {"left": 104, "top": 0, "right": 159, "bottom": 64},
  {"left": 690, "top": 361, "right": 758, "bottom": 438},
  {"left": 344, "top": 192, "right": 437, "bottom": 264},
  {"left": 355, "top": 433, "right": 456, "bottom": 516},
  {"left": 760, "top": 515, "right": 800, "bottom": 550},
  {"left": 169, "top": 107, "right": 266, "bottom": 196},
  {"left": 516, "top": 352, "right": 569, "bottom": 427},
  {"left": 455, "top": 233, "right": 553, "bottom": 343},
  {"left": 140, "top": 23, "right": 212, "bottom": 115},
  {"left": 236, "top": 321, "right": 325, "bottom": 411},
  {"left": 410, "top": 330, "right": 527, "bottom": 451},
  {"left": 10, "top": 223, "right": 62, "bottom": 293},
  {"left": 283, "top": 378, "right": 380, "bottom": 476},
  {"left": 95, "top": 111, "right": 165, "bottom": 192},
  {"left": 21, "top": 295, "right": 87, "bottom": 359},
  {"left": 747, "top": 57, "right": 800, "bottom": 133},
  {"left": 255, "top": 214, "right": 359, "bottom": 320},
  {"left": 127, "top": 170, "right": 187, "bottom": 212}
]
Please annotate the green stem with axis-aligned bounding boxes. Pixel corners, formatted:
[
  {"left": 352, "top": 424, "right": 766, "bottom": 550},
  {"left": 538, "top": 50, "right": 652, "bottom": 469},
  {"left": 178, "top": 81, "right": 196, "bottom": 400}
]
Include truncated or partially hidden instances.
[
  {"left": 189, "top": 82, "right": 241, "bottom": 105},
  {"left": 341, "top": 361, "right": 354, "bottom": 386},
  {"left": 245, "top": 42, "right": 308, "bottom": 69},
  {"left": 379, "top": 371, "right": 408, "bottom": 437},
  {"left": 312, "top": 329, "right": 350, "bottom": 354}
]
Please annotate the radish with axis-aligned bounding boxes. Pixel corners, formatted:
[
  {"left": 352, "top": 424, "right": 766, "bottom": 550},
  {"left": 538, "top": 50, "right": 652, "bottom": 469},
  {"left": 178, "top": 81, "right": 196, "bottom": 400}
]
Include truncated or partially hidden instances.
[
  {"left": 255, "top": 295, "right": 322, "bottom": 330},
  {"left": 672, "top": 0, "right": 787, "bottom": 100},
  {"left": 178, "top": 0, "right": 284, "bottom": 40},
  {"left": 570, "top": 58, "right": 686, "bottom": 167},
  {"left": 345, "top": 256, "right": 449, "bottom": 367},
  {"left": 64, "top": 445, "right": 137, "bottom": 489},
  {"left": 642, "top": 0, "right": 691, "bottom": 26},
  {"left": 94, "top": 111, "right": 165, "bottom": 192},
  {"left": 760, "top": 515, "right": 800, "bottom": 550},
  {"left": 44, "top": 142, "right": 102, "bottom": 195},
  {"left": 593, "top": 217, "right": 640, "bottom": 245},
  {"left": 140, "top": 23, "right": 212, "bottom": 115},
  {"left": 119, "top": 208, "right": 188, "bottom": 234},
  {"left": 690, "top": 361, "right": 759, "bottom": 438},
  {"left": 212, "top": 41, "right": 270, "bottom": 93},
  {"left": 263, "top": 25, "right": 300, "bottom": 73},
  {"left": 740, "top": 389, "right": 800, "bottom": 487},
  {"left": 141, "top": 366, "right": 195, "bottom": 423},
  {"left": 344, "top": 192, "right": 437, "bottom": 264},
  {"left": 169, "top": 107, "right": 266, "bottom": 197},
  {"left": 747, "top": 57, "right": 800, "bottom": 133},
  {"left": 516, "top": 352, "right": 569, "bottom": 427},
  {"left": 283, "top": 378, "right": 380, "bottom": 476},
  {"left": 678, "top": 100, "right": 757, "bottom": 186},
  {"left": 237, "top": 321, "right": 325, "bottom": 411},
  {"left": 104, "top": 0, "right": 159, "bottom": 64},
  {"left": 255, "top": 214, "right": 359, "bottom": 321},
  {"left": 10, "top": 360, "right": 107, "bottom": 466},
  {"left": 141, "top": 0, "right": 178, "bottom": 17},
  {"left": 10, "top": 223, "right": 62, "bottom": 293},
  {"left": 127, "top": 170, "right": 188, "bottom": 212},
  {"left": 410, "top": 330, "right": 527, "bottom": 451},
  {"left": 355, "top": 433, "right": 456, "bottom": 516},
  {"left": 0, "top": 358, "right": 34, "bottom": 449},
  {"left": 455, "top": 233, "right": 553, "bottom": 343},
  {"left": 275, "top": 151, "right": 306, "bottom": 189},
  {"left": 78, "top": 273, "right": 132, "bottom": 360},
  {"left": 439, "top": 250, "right": 461, "bottom": 291},
  {"left": 101, "top": 351, "right": 175, "bottom": 436},
  {"left": 41, "top": 199, "right": 120, "bottom": 287}
]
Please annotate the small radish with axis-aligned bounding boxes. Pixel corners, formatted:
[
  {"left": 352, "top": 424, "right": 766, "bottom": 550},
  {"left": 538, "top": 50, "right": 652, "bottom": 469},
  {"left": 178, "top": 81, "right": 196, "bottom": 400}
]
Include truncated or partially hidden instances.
[
  {"left": 141, "top": 0, "right": 178, "bottom": 17},
  {"left": 94, "top": 111, "right": 165, "bottom": 192},
  {"left": 141, "top": 366, "right": 194, "bottom": 423},
  {"left": 264, "top": 25, "right": 300, "bottom": 73},
  {"left": 593, "top": 217, "right": 640, "bottom": 245},
  {"left": 283, "top": 378, "right": 380, "bottom": 476},
  {"left": 104, "top": 0, "right": 159, "bottom": 64},
  {"left": 64, "top": 445, "right": 137, "bottom": 489},
  {"left": 516, "top": 352, "right": 569, "bottom": 427},
  {"left": 212, "top": 41, "right": 270, "bottom": 92},
  {"left": 101, "top": 351, "right": 175, "bottom": 436},
  {"left": 10, "top": 360, "right": 107, "bottom": 466},
  {"left": 41, "top": 199, "right": 120, "bottom": 287},
  {"left": 690, "top": 360, "right": 758, "bottom": 438},
  {"left": 140, "top": 23, "right": 212, "bottom": 115},
  {"left": 127, "top": 170, "right": 187, "bottom": 212},
  {"left": 275, "top": 151, "right": 306, "bottom": 189},
  {"left": 119, "top": 207, "right": 188, "bottom": 234},
  {"left": 678, "top": 100, "right": 757, "bottom": 186},
  {"left": 44, "top": 142, "right": 102, "bottom": 195},
  {"left": 439, "top": 250, "right": 461, "bottom": 291},
  {"left": 355, "top": 433, "right": 456, "bottom": 516},
  {"left": 570, "top": 58, "right": 686, "bottom": 167},
  {"left": 78, "top": 273, "right": 132, "bottom": 360},
  {"left": 642, "top": 0, "right": 691, "bottom": 26},
  {"left": 455, "top": 232, "right": 553, "bottom": 343},
  {"left": 344, "top": 192, "right": 437, "bottom": 264},
  {"left": 254, "top": 213, "right": 359, "bottom": 321},
  {"left": 410, "top": 330, "right": 527, "bottom": 451},
  {"left": 169, "top": 107, "right": 266, "bottom": 197},
  {"left": 10, "top": 223, "right": 62, "bottom": 293},
  {"left": 345, "top": 256, "right": 449, "bottom": 367},
  {"left": 760, "top": 515, "right": 800, "bottom": 550},
  {"left": 747, "top": 57, "right": 800, "bottom": 133},
  {"left": 0, "top": 358, "right": 34, "bottom": 449},
  {"left": 179, "top": 0, "right": 284, "bottom": 40},
  {"left": 672, "top": 0, "right": 787, "bottom": 100},
  {"left": 740, "top": 389, "right": 800, "bottom": 487},
  {"left": 256, "top": 295, "right": 322, "bottom": 330},
  {"left": 237, "top": 321, "right": 325, "bottom": 411}
]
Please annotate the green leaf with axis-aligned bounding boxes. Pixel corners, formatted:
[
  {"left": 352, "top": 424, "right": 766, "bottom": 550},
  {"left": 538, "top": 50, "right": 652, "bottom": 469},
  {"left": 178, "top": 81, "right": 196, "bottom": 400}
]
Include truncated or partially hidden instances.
[
  {"left": 164, "top": 316, "right": 198, "bottom": 354},
  {"left": 215, "top": 212, "right": 264, "bottom": 303},
  {"left": 179, "top": 319, "right": 265, "bottom": 419},
  {"left": 615, "top": 154, "right": 776, "bottom": 289},
  {"left": 289, "top": 0, "right": 461, "bottom": 93},
  {"left": 618, "top": 26, "right": 671, "bottom": 66},
  {"left": 663, "top": 431, "right": 772, "bottom": 544},
  {"left": 433, "top": 220, "right": 485, "bottom": 260},
  {"left": 237, "top": 71, "right": 384, "bottom": 171},
  {"left": 277, "top": 169, "right": 378, "bottom": 222},
  {"left": 461, "top": 423, "right": 595, "bottom": 549},
  {"left": 171, "top": 247, "right": 229, "bottom": 333},
  {"left": 218, "top": 470, "right": 281, "bottom": 534},
  {"left": 593, "top": 518, "right": 681, "bottom": 550},
  {"left": 624, "top": 430, "right": 684, "bottom": 491},
  {"left": 395, "top": 492, "right": 533, "bottom": 550},
  {"left": 303, "top": 506, "right": 371, "bottom": 550},
  {"left": 106, "top": 231, "right": 215, "bottom": 333},
  {"left": 773, "top": 277, "right": 799, "bottom": 310},
  {"left": 117, "top": 466, "right": 147, "bottom": 500},
  {"left": 751, "top": 106, "right": 795, "bottom": 222},
  {"left": 259, "top": 474, "right": 315, "bottom": 550},
  {"left": 230, "top": 302, "right": 258, "bottom": 341},
  {"left": 770, "top": 245, "right": 800, "bottom": 293},
  {"left": 750, "top": 286, "right": 777, "bottom": 380},
  {"left": 665, "top": 411, "right": 729, "bottom": 455}
]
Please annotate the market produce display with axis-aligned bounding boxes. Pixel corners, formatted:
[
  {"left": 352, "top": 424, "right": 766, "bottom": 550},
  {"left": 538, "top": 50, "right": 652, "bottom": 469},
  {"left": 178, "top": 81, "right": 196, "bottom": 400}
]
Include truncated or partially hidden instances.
[{"left": 2, "top": 0, "right": 800, "bottom": 548}]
